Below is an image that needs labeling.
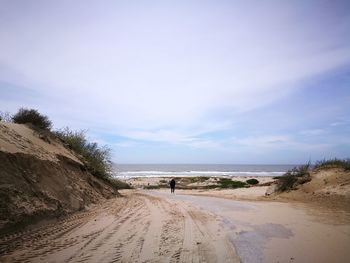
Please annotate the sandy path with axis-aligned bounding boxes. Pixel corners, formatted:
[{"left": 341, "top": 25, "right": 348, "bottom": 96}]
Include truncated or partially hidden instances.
[
  {"left": 0, "top": 190, "right": 349, "bottom": 263},
  {"left": 0, "top": 192, "right": 238, "bottom": 263},
  {"left": 151, "top": 191, "right": 350, "bottom": 263}
]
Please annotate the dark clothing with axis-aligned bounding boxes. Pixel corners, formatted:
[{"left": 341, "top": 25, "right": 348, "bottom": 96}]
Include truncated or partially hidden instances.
[{"left": 170, "top": 179, "right": 176, "bottom": 193}]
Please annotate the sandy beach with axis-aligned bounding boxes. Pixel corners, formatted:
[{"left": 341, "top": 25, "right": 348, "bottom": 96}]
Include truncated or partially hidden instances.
[
  {"left": 125, "top": 176, "right": 275, "bottom": 188},
  {"left": 1, "top": 123, "right": 349, "bottom": 262},
  {"left": 1, "top": 189, "right": 349, "bottom": 263}
]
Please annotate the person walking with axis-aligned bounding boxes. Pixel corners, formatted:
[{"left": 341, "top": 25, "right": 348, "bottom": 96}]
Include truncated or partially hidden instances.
[{"left": 170, "top": 178, "right": 176, "bottom": 193}]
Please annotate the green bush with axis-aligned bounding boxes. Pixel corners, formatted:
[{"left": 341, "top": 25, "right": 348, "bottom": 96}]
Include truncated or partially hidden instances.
[
  {"left": 275, "top": 163, "right": 311, "bottom": 192},
  {"left": 12, "top": 108, "right": 52, "bottom": 130},
  {"left": 219, "top": 178, "right": 246, "bottom": 188},
  {"left": 246, "top": 178, "right": 259, "bottom": 185},
  {"left": 314, "top": 158, "right": 350, "bottom": 171},
  {"left": 276, "top": 172, "right": 298, "bottom": 192},
  {"left": 55, "top": 127, "right": 112, "bottom": 178}
]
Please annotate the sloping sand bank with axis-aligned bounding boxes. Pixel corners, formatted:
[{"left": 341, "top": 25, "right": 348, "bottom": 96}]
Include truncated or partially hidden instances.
[
  {"left": 0, "top": 122, "right": 119, "bottom": 233},
  {"left": 1, "top": 190, "right": 349, "bottom": 263}
]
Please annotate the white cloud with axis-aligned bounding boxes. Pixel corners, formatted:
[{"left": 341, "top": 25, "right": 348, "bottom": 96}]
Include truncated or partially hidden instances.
[
  {"left": 1, "top": 1, "right": 350, "bottom": 133},
  {"left": 120, "top": 129, "right": 221, "bottom": 150},
  {"left": 1, "top": 1, "right": 350, "bottom": 163}
]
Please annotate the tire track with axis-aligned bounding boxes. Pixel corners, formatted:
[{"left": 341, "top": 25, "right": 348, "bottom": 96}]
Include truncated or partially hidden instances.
[{"left": 0, "top": 191, "right": 238, "bottom": 263}]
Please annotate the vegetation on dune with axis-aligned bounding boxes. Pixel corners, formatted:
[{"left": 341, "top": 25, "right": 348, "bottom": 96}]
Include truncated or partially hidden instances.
[
  {"left": 218, "top": 178, "right": 247, "bottom": 188},
  {"left": 197, "top": 176, "right": 210, "bottom": 182},
  {"left": 274, "top": 158, "right": 350, "bottom": 193},
  {"left": 314, "top": 158, "right": 350, "bottom": 171},
  {"left": 2, "top": 107, "right": 132, "bottom": 189},
  {"left": 12, "top": 108, "right": 52, "bottom": 130},
  {"left": 188, "top": 176, "right": 210, "bottom": 183},
  {"left": 206, "top": 184, "right": 219, "bottom": 189},
  {"left": 275, "top": 174, "right": 298, "bottom": 192},
  {"left": 149, "top": 177, "right": 250, "bottom": 190},
  {"left": 275, "top": 163, "right": 312, "bottom": 192},
  {"left": 55, "top": 127, "right": 112, "bottom": 179},
  {"left": 246, "top": 178, "right": 259, "bottom": 185},
  {"left": 52, "top": 124, "right": 132, "bottom": 189}
]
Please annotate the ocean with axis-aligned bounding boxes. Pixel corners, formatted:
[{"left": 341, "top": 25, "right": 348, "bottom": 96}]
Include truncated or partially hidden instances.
[{"left": 112, "top": 164, "right": 296, "bottom": 179}]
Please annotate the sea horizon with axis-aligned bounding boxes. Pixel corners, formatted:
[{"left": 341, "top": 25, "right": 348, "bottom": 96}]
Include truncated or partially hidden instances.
[{"left": 112, "top": 163, "right": 298, "bottom": 178}]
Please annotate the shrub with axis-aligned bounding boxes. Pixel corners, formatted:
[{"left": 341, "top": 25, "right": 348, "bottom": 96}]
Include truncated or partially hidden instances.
[
  {"left": 275, "top": 163, "right": 311, "bottom": 192},
  {"left": 219, "top": 178, "right": 246, "bottom": 188},
  {"left": 12, "top": 108, "right": 52, "bottom": 130},
  {"left": 291, "top": 163, "right": 310, "bottom": 177},
  {"left": 275, "top": 172, "right": 298, "bottom": 192},
  {"left": 246, "top": 178, "right": 259, "bottom": 185},
  {"left": 314, "top": 158, "right": 350, "bottom": 171},
  {"left": 55, "top": 127, "right": 112, "bottom": 178}
]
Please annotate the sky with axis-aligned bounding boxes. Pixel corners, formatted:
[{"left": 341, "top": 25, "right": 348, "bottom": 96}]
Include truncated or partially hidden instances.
[{"left": 1, "top": 0, "right": 350, "bottom": 164}]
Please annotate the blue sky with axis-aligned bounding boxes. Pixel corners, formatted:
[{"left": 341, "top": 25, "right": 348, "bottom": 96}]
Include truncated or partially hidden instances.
[{"left": 1, "top": 0, "right": 350, "bottom": 164}]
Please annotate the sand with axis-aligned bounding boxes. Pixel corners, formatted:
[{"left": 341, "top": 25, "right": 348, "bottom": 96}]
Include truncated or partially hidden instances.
[
  {"left": 125, "top": 176, "right": 275, "bottom": 189},
  {"left": 123, "top": 175, "right": 274, "bottom": 201},
  {"left": 0, "top": 122, "right": 81, "bottom": 163},
  {"left": 1, "top": 190, "right": 349, "bottom": 263},
  {"left": 122, "top": 168, "right": 350, "bottom": 211},
  {"left": 0, "top": 122, "right": 119, "bottom": 233}
]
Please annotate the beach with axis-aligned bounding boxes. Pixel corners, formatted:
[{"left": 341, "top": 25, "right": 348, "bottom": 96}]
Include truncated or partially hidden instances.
[
  {"left": 1, "top": 189, "right": 349, "bottom": 263},
  {"left": 1, "top": 122, "right": 350, "bottom": 262},
  {"left": 2, "top": 1, "right": 350, "bottom": 262}
]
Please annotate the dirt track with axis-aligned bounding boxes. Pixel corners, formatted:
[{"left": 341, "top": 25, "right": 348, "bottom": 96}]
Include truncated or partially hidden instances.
[
  {"left": 0, "top": 192, "right": 238, "bottom": 263},
  {"left": 1, "top": 190, "right": 349, "bottom": 263}
]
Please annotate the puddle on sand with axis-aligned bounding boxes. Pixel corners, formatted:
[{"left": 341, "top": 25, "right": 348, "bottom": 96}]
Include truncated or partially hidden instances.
[{"left": 231, "top": 223, "right": 293, "bottom": 263}]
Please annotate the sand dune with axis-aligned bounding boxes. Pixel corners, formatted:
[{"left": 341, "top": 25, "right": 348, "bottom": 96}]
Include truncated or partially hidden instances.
[
  {"left": 0, "top": 122, "right": 81, "bottom": 163},
  {"left": 0, "top": 122, "right": 119, "bottom": 233}
]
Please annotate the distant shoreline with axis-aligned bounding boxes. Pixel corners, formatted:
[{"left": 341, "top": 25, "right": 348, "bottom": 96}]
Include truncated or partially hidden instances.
[{"left": 112, "top": 163, "right": 293, "bottom": 179}]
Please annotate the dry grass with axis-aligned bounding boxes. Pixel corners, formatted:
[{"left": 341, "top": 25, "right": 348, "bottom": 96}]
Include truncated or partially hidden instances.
[{"left": 314, "top": 158, "right": 350, "bottom": 171}]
